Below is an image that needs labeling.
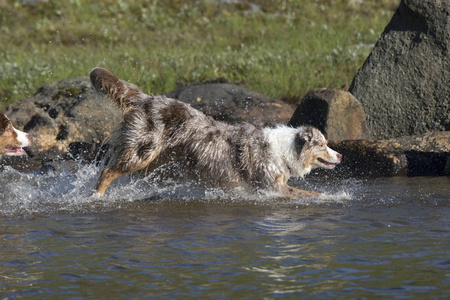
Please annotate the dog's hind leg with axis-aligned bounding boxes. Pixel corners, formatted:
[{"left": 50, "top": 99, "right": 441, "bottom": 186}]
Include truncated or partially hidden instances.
[
  {"left": 95, "top": 161, "right": 154, "bottom": 195},
  {"left": 94, "top": 161, "right": 153, "bottom": 195},
  {"left": 94, "top": 145, "right": 164, "bottom": 195},
  {"left": 94, "top": 166, "right": 125, "bottom": 195}
]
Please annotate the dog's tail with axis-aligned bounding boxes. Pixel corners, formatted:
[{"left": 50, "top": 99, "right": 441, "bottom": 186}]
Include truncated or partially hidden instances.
[{"left": 90, "top": 67, "right": 142, "bottom": 112}]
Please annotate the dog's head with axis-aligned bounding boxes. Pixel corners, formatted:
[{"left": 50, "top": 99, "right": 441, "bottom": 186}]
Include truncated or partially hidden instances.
[
  {"left": 294, "top": 126, "right": 342, "bottom": 173},
  {"left": 0, "top": 113, "right": 32, "bottom": 156}
]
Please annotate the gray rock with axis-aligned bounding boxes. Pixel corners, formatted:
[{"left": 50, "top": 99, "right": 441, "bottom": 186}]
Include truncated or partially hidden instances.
[
  {"left": 445, "top": 155, "right": 450, "bottom": 176},
  {"left": 315, "top": 131, "right": 450, "bottom": 177},
  {"left": 349, "top": 0, "right": 450, "bottom": 139},
  {"left": 165, "top": 83, "right": 294, "bottom": 128},
  {"left": 288, "top": 88, "right": 370, "bottom": 141},
  {"left": 4, "top": 77, "right": 121, "bottom": 160}
]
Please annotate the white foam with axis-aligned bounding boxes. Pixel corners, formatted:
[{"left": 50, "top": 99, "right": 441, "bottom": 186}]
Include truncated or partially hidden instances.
[{"left": 0, "top": 161, "right": 355, "bottom": 217}]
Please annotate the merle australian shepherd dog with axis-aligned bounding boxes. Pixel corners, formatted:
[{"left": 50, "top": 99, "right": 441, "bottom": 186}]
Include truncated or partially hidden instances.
[{"left": 90, "top": 67, "right": 342, "bottom": 198}]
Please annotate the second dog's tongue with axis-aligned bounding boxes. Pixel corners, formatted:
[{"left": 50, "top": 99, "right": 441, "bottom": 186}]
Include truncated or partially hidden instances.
[{"left": 4, "top": 147, "right": 25, "bottom": 154}]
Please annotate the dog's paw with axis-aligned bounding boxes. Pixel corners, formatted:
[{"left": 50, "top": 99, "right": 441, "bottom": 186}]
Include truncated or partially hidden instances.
[
  {"left": 318, "top": 191, "right": 352, "bottom": 201},
  {"left": 89, "top": 191, "right": 104, "bottom": 199}
]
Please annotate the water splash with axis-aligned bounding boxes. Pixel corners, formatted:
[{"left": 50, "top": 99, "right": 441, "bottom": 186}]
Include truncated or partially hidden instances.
[
  {"left": 0, "top": 161, "right": 358, "bottom": 217},
  {"left": 0, "top": 163, "right": 100, "bottom": 216}
]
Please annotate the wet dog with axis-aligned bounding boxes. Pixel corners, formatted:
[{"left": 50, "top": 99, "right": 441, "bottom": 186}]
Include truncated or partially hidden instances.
[
  {"left": 0, "top": 113, "right": 32, "bottom": 157},
  {"left": 90, "top": 67, "right": 342, "bottom": 198}
]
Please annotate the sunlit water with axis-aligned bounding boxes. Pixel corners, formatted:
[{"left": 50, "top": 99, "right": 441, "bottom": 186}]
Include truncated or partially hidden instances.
[{"left": 1, "top": 162, "right": 449, "bottom": 299}]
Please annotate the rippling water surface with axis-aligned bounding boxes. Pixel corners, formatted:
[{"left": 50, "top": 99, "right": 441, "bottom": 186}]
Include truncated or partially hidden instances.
[{"left": 1, "top": 163, "right": 449, "bottom": 299}]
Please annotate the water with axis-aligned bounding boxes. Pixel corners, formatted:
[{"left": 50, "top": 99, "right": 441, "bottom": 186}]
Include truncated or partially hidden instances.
[{"left": 1, "top": 162, "right": 449, "bottom": 299}]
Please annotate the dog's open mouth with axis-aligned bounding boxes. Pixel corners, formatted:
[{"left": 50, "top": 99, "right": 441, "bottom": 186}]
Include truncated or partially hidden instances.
[
  {"left": 317, "top": 158, "right": 337, "bottom": 168},
  {"left": 4, "top": 146, "right": 26, "bottom": 155}
]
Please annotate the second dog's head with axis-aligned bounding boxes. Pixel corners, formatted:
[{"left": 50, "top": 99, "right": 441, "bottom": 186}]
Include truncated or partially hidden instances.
[{"left": 0, "top": 113, "right": 32, "bottom": 157}]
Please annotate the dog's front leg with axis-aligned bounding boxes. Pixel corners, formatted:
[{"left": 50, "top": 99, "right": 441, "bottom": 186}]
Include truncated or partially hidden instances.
[{"left": 279, "top": 184, "right": 323, "bottom": 199}]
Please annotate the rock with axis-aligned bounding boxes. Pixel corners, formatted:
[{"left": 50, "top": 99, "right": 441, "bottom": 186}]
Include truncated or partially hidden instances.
[
  {"left": 349, "top": 0, "right": 450, "bottom": 139},
  {"left": 288, "top": 88, "right": 370, "bottom": 141},
  {"left": 165, "top": 83, "right": 294, "bottom": 128},
  {"left": 0, "top": 154, "right": 44, "bottom": 173},
  {"left": 4, "top": 77, "right": 122, "bottom": 161},
  {"left": 445, "top": 156, "right": 450, "bottom": 176},
  {"left": 314, "top": 131, "right": 450, "bottom": 177}
]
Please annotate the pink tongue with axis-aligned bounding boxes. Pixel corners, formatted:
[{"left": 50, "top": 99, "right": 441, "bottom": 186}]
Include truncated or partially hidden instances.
[{"left": 5, "top": 147, "right": 24, "bottom": 154}]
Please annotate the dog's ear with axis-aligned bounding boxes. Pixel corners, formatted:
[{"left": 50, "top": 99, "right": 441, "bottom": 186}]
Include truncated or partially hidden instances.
[
  {"left": 294, "top": 126, "right": 313, "bottom": 154},
  {"left": 0, "top": 113, "right": 10, "bottom": 135}
]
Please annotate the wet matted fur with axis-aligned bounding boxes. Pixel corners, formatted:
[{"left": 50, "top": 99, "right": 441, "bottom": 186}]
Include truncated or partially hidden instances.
[
  {"left": 0, "top": 113, "right": 31, "bottom": 157},
  {"left": 90, "top": 67, "right": 342, "bottom": 198}
]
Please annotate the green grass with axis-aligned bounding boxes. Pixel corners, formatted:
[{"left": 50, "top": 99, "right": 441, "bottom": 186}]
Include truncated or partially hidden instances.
[{"left": 0, "top": 0, "right": 397, "bottom": 109}]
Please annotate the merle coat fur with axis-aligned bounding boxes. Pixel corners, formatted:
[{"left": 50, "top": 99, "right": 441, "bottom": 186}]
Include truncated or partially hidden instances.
[{"left": 90, "top": 67, "right": 341, "bottom": 198}]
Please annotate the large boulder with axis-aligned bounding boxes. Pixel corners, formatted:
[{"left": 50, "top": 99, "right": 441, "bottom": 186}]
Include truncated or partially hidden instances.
[
  {"left": 165, "top": 83, "right": 294, "bottom": 128},
  {"left": 4, "top": 77, "right": 121, "bottom": 161},
  {"left": 288, "top": 88, "right": 370, "bottom": 141},
  {"left": 349, "top": 0, "right": 450, "bottom": 139}
]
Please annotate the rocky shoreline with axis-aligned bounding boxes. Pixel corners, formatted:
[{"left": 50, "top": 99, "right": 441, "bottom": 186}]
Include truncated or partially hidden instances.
[
  {"left": 1, "top": 0, "right": 449, "bottom": 178},
  {"left": 2, "top": 74, "right": 448, "bottom": 178}
]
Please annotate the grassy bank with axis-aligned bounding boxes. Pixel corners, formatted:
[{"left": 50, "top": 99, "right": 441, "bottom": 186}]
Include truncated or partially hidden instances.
[{"left": 0, "top": 0, "right": 397, "bottom": 108}]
